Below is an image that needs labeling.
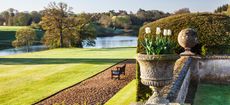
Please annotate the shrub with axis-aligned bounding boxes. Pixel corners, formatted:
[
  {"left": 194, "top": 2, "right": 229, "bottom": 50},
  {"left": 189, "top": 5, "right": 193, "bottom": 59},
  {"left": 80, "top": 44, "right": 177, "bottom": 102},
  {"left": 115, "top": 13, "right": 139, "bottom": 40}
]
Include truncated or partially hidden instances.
[
  {"left": 136, "top": 13, "right": 230, "bottom": 101},
  {"left": 201, "top": 44, "right": 207, "bottom": 56}
]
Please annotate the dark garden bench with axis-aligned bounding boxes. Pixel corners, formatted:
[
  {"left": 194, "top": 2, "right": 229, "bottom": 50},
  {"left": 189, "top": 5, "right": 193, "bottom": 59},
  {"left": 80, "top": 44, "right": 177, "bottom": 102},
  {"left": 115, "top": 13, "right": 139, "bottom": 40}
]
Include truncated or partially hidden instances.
[{"left": 111, "top": 64, "right": 126, "bottom": 80}]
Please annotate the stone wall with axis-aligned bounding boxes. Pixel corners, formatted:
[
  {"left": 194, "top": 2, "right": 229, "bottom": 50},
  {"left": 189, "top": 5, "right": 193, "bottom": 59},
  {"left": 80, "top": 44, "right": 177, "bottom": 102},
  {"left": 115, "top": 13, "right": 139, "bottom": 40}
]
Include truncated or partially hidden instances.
[
  {"left": 143, "top": 55, "right": 230, "bottom": 104},
  {"left": 193, "top": 56, "right": 230, "bottom": 84}
]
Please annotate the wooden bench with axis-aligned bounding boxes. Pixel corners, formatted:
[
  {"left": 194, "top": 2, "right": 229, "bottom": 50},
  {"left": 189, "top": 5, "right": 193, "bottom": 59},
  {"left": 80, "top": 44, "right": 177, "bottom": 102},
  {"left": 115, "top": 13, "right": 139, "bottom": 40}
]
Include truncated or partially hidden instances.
[{"left": 111, "top": 64, "right": 126, "bottom": 80}]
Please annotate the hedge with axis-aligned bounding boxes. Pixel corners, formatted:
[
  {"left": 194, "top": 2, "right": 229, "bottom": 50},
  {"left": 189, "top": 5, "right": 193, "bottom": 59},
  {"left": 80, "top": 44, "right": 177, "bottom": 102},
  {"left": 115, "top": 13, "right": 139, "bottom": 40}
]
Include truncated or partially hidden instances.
[
  {"left": 138, "top": 13, "right": 230, "bottom": 54},
  {"left": 136, "top": 13, "right": 230, "bottom": 101}
]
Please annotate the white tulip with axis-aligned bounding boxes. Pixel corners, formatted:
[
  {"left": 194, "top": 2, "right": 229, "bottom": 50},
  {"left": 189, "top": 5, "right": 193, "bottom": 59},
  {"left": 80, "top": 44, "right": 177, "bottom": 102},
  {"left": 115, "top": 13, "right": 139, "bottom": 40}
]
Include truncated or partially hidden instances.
[
  {"left": 167, "top": 29, "right": 172, "bottom": 36},
  {"left": 156, "top": 27, "right": 161, "bottom": 35},
  {"left": 145, "top": 27, "right": 151, "bottom": 34},
  {"left": 163, "top": 29, "right": 167, "bottom": 36}
]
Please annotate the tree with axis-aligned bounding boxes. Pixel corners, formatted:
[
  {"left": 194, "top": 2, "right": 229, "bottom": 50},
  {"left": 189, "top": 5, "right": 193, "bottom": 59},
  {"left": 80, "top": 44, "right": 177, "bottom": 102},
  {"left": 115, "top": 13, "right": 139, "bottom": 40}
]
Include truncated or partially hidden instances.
[
  {"left": 72, "top": 13, "right": 96, "bottom": 47},
  {"left": 109, "top": 10, "right": 116, "bottom": 17},
  {"left": 40, "top": 2, "right": 73, "bottom": 48},
  {"left": 214, "top": 4, "right": 228, "bottom": 13},
  {"left": 118, "top": 10, "right": 128, "bottom": 16},
  {"left": 7, "top": 8, "right": 17, "bottom": 26},
  {"left": 129, "top": 13, "right": 142, "bottom": 25},
  {"left": 227, "top": 5, "right": 230, "bottom": 16},
  {"left": 136, "top": 8, "right": 169, "bottom": 25},
  {"left": 0, "top": 11, "right": 9, "bottom": 26},
  {"left": 30, "top": 11, "right": 41, "bottom": 23},
  {"left": 0, "top": 16, "right": 5, "bottom": 25},
  {"left": 112, "top": 15, "right": 132, "bottom": 29},
  {"left": 174, "top": 8, "right": 190, "bottom": 14},
  {"left": 40, "top": 2, "right": 96, "bottom": 48},
  {"left": 14, "top": 12, "right": 31, "bottom": 26},
  {"left": 98, "top": 14, "right": 112, "bottom": 28},
  {"left": 12, "top": 28, "right": 36, "bottom": 52}
]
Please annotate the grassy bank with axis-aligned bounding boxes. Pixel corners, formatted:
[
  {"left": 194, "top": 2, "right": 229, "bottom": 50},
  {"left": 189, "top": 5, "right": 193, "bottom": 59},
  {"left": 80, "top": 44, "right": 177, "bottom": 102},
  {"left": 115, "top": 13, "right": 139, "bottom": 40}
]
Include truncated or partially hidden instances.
[
  {"left": 0, "top": 47, "right": 136, "bottom": 105},
  {"left": 0, "top": 26, "right": 28, "bottom": 31},
  {"left": 105, "top": 80, "right": 137, "bottom": 105}
]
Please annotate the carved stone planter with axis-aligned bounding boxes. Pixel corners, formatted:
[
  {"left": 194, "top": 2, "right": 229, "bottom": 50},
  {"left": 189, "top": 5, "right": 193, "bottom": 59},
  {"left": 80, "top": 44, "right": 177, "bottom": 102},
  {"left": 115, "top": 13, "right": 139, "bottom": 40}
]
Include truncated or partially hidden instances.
[
  {"left": 137, "top": 53, "right": 178, "bottom": 86},
  {"left": 136, "top": 53, "right": 179, "bottom": 104}
]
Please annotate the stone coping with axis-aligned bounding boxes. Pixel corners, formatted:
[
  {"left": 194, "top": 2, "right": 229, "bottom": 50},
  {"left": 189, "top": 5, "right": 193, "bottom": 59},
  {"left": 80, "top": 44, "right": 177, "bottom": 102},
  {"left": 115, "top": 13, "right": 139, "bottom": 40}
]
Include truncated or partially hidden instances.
[
  {"left": 203, "top": 55, "right": 230, "bottom": 59},
  {"left": 166, "top": 57, "right": 192, "bottom": 102},
  {"left": 152, "top": 57, "right": 192, "bottom": 103},
  {"left": 191, "top": 55, "right": 230, "bottom": 59}
]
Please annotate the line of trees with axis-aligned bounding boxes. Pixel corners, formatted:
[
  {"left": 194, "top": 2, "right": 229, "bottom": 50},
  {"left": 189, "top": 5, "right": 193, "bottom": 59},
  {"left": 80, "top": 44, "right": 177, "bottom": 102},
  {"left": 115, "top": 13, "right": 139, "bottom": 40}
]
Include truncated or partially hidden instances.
[
  {"left": 1, "top": 4, "right": 229, "bottom": 28},
  {"left": 0, "top": 7, "right": 170, "bottom": 29},
  {"left": 214, "top": 4, "right": 228, "bottom": 13},
  {"left": 0, "top": 8, "right": 41, "bottom": 26},
  {"left": 97, "top": 9, "right": 170, "bottom": 29},
  {"left": 214, "top": 4, "right": 230, "bottom": 16},
  {"left": 8, "top": 2, "right": 230, "bottom": 50}
]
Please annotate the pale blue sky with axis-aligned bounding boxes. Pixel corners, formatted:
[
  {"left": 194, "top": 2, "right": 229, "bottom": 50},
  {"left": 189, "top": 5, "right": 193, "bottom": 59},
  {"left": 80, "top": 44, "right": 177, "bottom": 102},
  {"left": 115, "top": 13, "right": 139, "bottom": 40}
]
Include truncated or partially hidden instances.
[{"left": 0, "top": 0, "right": 229, "bottom": 13}]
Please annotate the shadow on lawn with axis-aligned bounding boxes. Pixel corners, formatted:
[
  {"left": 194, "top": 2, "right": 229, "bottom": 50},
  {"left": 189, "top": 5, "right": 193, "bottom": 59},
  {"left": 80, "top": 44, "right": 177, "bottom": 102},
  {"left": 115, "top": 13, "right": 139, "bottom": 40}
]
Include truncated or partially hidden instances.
[{"left": 0, "top": 58, "right": 127, "bottom": 65}]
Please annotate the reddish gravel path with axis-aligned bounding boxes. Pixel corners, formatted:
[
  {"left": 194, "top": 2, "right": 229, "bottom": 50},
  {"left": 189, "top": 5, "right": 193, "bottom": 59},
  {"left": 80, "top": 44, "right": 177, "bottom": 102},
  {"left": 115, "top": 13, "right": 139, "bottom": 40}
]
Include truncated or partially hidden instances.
[{"left": 36, "top": 59, "right": 136, "bottom": 105}]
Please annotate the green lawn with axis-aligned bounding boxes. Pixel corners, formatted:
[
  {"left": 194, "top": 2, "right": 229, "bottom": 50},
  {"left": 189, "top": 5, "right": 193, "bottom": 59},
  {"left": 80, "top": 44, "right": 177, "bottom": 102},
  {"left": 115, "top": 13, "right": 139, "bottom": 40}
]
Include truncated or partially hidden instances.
[
  {"left": 194, "top": 84, "right": 230, "bottom": 105},
  {"left": 0, "top": 47, "right": 136, "bottom": 105},
  {"left": 105, "top": 80, "right": 137, "bottom": 105}
]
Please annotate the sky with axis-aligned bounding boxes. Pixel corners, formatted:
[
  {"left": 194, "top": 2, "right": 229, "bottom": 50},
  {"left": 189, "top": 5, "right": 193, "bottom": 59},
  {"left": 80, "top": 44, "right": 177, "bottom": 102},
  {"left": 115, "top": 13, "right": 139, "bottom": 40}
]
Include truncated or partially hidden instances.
[{"left": 0, "top": 0, "right": 229, "bottom": 13}]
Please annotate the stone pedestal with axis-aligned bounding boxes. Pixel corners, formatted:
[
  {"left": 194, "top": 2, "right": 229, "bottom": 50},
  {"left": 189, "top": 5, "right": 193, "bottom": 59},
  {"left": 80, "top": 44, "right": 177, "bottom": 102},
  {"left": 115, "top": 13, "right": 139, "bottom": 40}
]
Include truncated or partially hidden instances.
[
  {"left": 145, "top": 96, "right": 169, "bottom": 105},
  {"left": 145, "top": 86, "right": 169, "bottom": 105}
]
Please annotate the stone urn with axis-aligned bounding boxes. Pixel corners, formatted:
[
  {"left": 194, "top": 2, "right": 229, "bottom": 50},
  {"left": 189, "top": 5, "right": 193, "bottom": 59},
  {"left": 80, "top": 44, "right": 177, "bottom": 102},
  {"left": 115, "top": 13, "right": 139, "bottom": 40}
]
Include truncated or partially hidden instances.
[
  {"left": 178, "top": 28, "right": 198, "bottom": 56},
  {"left": 136, "top": 53, "right": 179, "bottom": 104}
]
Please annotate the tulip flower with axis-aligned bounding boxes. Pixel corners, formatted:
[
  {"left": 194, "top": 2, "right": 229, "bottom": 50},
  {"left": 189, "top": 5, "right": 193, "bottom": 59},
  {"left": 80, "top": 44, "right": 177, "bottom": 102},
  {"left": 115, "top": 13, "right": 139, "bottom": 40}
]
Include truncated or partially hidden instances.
[
  {"left": 167, "top": 29, "right": 172, "bottom": 36},
  {"left": 145, "top": 27, "right": 151, "bottom": 34},
  {"left": 156, "top": 27, "right": 161, "bottom": 35},
  {"left": 163, "top": 29, "right": 167, "bottom": 36}
]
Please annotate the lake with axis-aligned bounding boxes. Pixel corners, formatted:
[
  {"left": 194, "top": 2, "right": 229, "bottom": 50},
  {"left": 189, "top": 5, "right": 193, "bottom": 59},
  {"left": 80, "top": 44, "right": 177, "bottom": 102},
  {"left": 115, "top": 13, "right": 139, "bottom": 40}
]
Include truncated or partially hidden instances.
[
  {"left": 85, "top": 36, "right": 137, "bottom": 48},
  {"left": 0, "top": 36, "right": 137, "bottom": 56}
]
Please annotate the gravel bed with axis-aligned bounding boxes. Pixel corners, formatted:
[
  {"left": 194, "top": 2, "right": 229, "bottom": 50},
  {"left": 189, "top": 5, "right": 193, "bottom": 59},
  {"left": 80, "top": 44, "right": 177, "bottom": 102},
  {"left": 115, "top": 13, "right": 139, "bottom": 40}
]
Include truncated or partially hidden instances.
[{"left": 36, "top": 60, "right": 136, "bottom": 105}]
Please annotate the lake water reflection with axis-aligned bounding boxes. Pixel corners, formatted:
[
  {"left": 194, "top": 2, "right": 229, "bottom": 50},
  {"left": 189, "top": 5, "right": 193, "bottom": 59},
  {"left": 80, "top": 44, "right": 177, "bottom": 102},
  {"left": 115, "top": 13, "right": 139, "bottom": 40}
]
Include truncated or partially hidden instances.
[
  {"left": 0, "top": 36, "right": 137, "bottom": 56},
  {"left": 84, "top": 36, "right": 137, "bottom": 48},
  {"left": 0, "top": 45, "right": 47, "bottom": 56}
]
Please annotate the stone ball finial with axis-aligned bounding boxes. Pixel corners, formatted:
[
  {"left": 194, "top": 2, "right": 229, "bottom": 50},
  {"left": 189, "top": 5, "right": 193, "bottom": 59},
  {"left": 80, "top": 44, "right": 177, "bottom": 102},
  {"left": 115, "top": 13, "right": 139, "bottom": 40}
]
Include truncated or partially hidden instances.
[{"left": 178, "top": 28, "right": 198, "bottom": 56}]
